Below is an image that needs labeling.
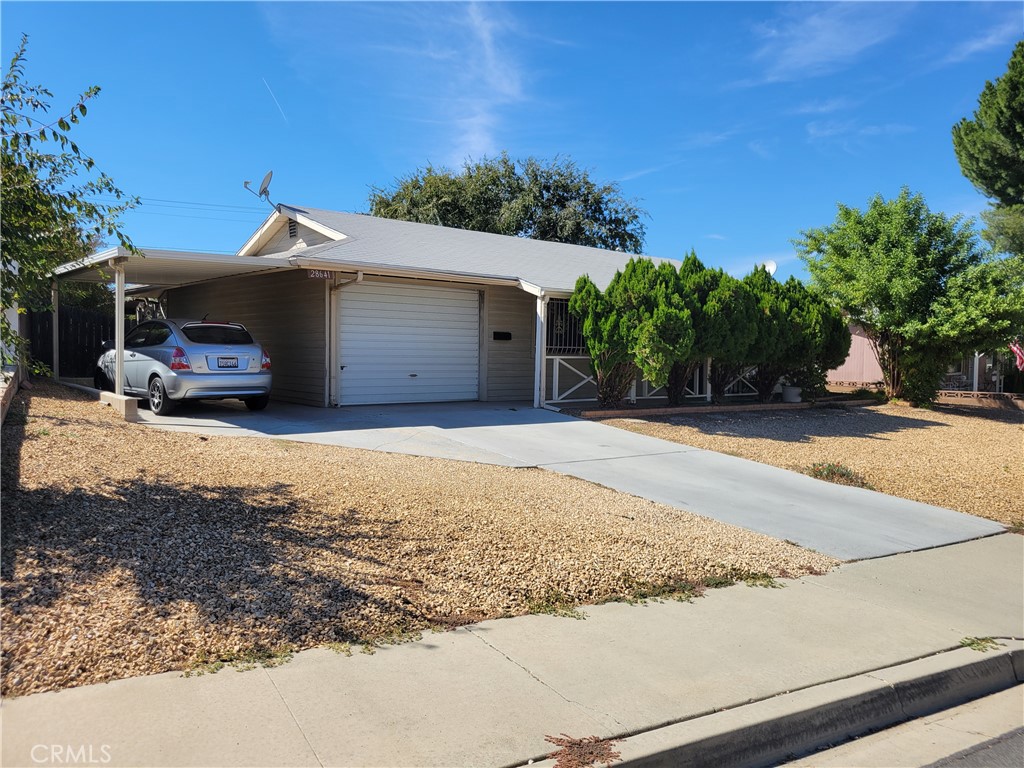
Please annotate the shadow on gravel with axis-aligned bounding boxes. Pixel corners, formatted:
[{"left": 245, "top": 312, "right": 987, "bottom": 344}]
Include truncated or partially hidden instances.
[
  {"left": 655, "top": 407, "right": 950, "bottom": 443},
  {"left": 1, "top": 385, "right": 431, "bottom": 697},
  {"left": 935, "top": 404, "right": 1024, "bottom": 425},
  {"left": 0, "top": 480, "right": 392, "bottom": 622}
]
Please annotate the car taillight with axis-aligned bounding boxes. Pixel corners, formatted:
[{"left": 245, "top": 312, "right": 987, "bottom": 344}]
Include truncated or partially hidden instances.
[
  {"left": 170, "top": 347, "right": 192, "bottom": 371},
  {"left": 261, "top": 348, "right": 272, "bottom": 371}
]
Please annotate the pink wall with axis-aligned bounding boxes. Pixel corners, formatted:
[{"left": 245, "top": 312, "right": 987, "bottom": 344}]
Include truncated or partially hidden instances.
[{"left": 828, "top": 325, "right": 884, "bottom": 386}]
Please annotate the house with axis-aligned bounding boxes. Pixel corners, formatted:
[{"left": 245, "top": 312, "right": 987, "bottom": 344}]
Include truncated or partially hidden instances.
[{"left": 52, "top": 204, "right": 691, "bottom": 409}]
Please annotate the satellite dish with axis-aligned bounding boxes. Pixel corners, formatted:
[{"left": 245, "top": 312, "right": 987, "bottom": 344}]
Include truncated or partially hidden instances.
[
  {"left": 257, "top": 170, "right": 273, "bottom": 198},
  {"left": 762, "top": 260, "right": 778, "bottom": 276},
  {"left": 243, "top": 170, "right": 275, "bottom": 206}
]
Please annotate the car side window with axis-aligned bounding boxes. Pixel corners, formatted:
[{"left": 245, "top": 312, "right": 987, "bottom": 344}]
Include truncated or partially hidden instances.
[
  {"left": 125, "top": 324, "right": 153, "bottom": 349},
  {"left": 146, "top": 324, "right": 173, "bottom": 346}
]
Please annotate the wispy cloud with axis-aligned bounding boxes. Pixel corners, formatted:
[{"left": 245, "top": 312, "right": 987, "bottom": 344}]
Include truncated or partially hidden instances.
[
  {"left": 806, "top": 120, "right": 915, "bottom": 153},
  {"left": 680, "top": 129, "right": 739, "bottom": 149},
  {"left": 746, "top": 4, "right": 909, "bottom": 85},
  {"left": 440, "top": 2, "right": 526, "bottom": 163},
  {"left": 944, "top": 20, "right": 1021, "bottom": 64},
  {"left": 747, "top": 139, "right": 776, "bottom": 160},
  {"left": 793, "top": 97, "right": 857, "bottom": 115},
  {"left": 621, "top": 126, "right": 746, "bottom": 180},
  {"left": 261, "top": 2, "right": 530, "bottom": 167},
  {"left": 620, "top": 159, "right": 686, "bottom": 182},
  {"left": 704, "top": 233, "right": 727, "bottom": 241}
]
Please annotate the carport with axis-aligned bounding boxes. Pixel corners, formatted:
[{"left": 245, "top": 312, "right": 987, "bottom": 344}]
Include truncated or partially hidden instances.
[{"left": 48, "top": 247, "right": 298, "bottom": 403}]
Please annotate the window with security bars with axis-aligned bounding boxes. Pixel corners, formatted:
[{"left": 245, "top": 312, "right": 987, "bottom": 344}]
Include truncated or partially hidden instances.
[{"left": 546, "top": 298, "right": 586, "bottom": 355}]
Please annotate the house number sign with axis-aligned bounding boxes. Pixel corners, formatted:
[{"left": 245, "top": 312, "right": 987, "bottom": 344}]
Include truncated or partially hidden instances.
[{"left": 307, "top": 269, "right": 333, "bottom": 279}]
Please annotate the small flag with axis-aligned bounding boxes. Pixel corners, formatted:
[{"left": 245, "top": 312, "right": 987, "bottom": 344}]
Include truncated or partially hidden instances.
[{"left": 1009, "top": 339, "right": 1024, "bottom": 372}]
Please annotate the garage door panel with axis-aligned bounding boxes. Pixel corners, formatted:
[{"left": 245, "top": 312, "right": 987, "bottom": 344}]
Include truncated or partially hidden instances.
[{"left": 339, "top": 282, "right": 480, "bottom": 404}]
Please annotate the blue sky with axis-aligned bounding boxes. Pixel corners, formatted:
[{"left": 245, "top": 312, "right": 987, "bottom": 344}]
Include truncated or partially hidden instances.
[{"left": 3, "top": 2, "right": 1021, "bottom": 279}]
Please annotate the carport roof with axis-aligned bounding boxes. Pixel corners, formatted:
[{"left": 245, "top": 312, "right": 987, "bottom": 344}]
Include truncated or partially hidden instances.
[{"left": 52, "top": 247, "right": 297, "bottom": 288}]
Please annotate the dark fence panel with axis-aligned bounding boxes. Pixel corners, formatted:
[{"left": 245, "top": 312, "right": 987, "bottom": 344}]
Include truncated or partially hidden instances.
[{"left": 28, "top": 308, "right": 122, "bottom": 378}]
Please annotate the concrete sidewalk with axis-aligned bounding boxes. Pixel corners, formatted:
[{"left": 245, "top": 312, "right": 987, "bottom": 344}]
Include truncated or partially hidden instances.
[
  {"left": 135, "top": 399, "right": 1004, "bottom": 560},
  {"left": 3, "top": 534, "right": 1021, "bottom": 768}
]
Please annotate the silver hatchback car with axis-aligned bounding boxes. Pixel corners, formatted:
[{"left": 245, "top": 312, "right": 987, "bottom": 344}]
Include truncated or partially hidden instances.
[{"left": 95, "top": 319, "right": 272, "bottom": 415}]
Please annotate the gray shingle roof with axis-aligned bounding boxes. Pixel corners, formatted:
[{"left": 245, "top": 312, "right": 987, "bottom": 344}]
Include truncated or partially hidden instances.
[{"left": 277, "top": 205, "right": 679, "bottom": 293}]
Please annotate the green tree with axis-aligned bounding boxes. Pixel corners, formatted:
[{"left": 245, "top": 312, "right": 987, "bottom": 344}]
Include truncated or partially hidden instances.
[
  {"left": 744, "top": 268, "right": 802, "bottom": 404},
  {"left": 952, "top": 40, "right": 1024, "bottom": 255},
  {"left": 795, "top": 188, "right": 1024, "bottom": 404},
  {"left": 568, "top": 275, "right": 637, "bottom": 407},
  {"left": 1, "top": 35, "right": 138, "bottom": 366},
  {"left": 370, "top": 153, "right": 647, "bottom": 253},
  {"left": 701, "top": 271, "right": 758, "bottom": 404},
  {"left": 605, "top": 258, "right": 693, "bottom": 388},
  {"left": 665, "top": 253, "right": 758, "bottom": 405}
]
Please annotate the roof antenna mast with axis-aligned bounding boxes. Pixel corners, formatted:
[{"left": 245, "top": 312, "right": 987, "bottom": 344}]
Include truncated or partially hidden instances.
[{"left": 243, "top": 170, "right": 275, "bottom": 208}]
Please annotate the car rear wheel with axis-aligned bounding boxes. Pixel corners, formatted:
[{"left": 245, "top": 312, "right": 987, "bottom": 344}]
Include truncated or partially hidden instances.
[
  {"left": 244, "top": 394, "right": 270, "bottom": 411},
  {"left": 148, "top": 376, "right": 176, "bottom": 416}
]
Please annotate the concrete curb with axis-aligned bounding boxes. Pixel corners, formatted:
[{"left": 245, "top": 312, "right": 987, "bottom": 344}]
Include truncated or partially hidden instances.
[
  {"left": 0, "top": 365, "right": 20, "bottom": 424},
  {"left": 522, "top": 641, "right": 1023, "bottom": 768}
]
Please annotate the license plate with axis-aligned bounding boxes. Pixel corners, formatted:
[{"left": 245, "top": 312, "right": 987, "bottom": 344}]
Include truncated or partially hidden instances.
[{"left": 217, "top": 357, "right": 238, "bottom": 369}]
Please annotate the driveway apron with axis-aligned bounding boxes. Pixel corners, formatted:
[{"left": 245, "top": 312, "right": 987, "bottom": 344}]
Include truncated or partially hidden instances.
[{"left": 137, "top": 401, "right": 1004, "bottom": 560}]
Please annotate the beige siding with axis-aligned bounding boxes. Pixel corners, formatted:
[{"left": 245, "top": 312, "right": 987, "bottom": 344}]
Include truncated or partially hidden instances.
[
  {"left": 254, "top": 220, "right": 333, "bottom": 256},
  {"left": 485, "top": 286, "right": 535, "bottom": 401},
  {"left": 167, "top": 271, "right": 326, "bottom": 406}
]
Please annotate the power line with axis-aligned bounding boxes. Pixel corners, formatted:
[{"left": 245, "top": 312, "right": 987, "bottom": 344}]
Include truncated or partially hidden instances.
[
  {"left": 122, "top": 210, "right": 266, "bottom": 224},
  {"left": 142, "top": 196, "right": 270, "bottom": 212},
  {"left": 91, "top": 196, "right": 270, "bottom": 214}
]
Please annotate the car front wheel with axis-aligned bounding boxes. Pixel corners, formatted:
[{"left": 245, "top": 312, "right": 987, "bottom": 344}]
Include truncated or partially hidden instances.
[
  {"left": 148, "top": 376, "right": 176, "bottom": 416},
  {"left": 244, "top": 394, "right": 270, "bottom": 411}
]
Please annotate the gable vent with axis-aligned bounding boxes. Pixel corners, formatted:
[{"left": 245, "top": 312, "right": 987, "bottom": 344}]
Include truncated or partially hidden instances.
[{"left": 288, "top": 218, "right": 298, "bottom": 238}]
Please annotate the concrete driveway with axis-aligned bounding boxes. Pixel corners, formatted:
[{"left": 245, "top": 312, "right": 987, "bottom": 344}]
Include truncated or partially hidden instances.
[{"left": 137, "top": 399, "right": 1004, "bottom": 560}]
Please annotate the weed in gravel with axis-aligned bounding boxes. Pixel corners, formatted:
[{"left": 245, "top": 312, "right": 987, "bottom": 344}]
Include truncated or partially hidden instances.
[
  {"left": 1007, "top": 519, "right": 1024, "bottom": 535},
  {"left": 959, "top": 636, "right": 1002, "bottom": 652},
  {"left": 602, "top": 576, "right": 705, "bottom": 605},
  {"left": 806, "top": 462, "right": 874, "bottom": 489},
  {"left": 325, "top": 642, "right": 353, "bottom": 657},
  {"left": 701, "top": 569, "right": 784, "bottom": 590},
  {"left": 702, "top": 574, "right": 737, "bottom": 589},
  {"left": 528, "top": 589, "right": 587, "bottom": 619},
  {"left": 737, "top": 571, "right": 784, "bottom": 588},
  {"left": 545, "top": 733, "right": 621, "bottom": 768},
  {"left": 186, "top": 644, "right": 295, "bottom": 676}
]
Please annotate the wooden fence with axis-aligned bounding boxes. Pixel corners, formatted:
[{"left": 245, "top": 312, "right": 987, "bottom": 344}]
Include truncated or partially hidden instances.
[{"left": 28, "top": 308, "right": 129, "bottom": 378}]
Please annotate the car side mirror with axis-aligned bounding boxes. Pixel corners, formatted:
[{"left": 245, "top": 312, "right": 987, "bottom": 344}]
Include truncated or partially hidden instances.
[{"left": 101, "top": 340, "right": 115, "bottom": 350}]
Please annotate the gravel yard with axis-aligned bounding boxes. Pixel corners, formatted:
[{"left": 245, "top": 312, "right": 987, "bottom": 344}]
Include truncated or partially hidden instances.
[
  {"left": 598, "top": 404, "right": 1023, "bottom": 526},
  {"left": 1, "top": 382, "right": 835, "bottom": 697}
]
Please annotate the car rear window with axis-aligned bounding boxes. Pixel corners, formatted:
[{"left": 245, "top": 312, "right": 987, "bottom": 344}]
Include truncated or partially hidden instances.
[{"left": 180, "top": 324, "right": 253, "bottom": 345}]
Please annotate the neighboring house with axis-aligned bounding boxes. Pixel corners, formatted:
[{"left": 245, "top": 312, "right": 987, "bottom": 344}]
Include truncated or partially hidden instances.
[
  {"left": 828, "top": 322, "right": 1012, "bottom": 394},
  {"left": 827, "top": 324, "right": 884, "bottom": 389},
  {"left": 53, "top": 204, "right": 687, "bottom": 408}
]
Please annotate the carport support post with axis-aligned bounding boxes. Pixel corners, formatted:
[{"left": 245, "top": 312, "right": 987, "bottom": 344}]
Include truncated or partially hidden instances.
[
  {"left": 50, "top": 281, "right": 59, "bottom": 381},
  {"left": 113, "top": 262, "right": 125, "bottom": 396},
  {"left": 533, "top": 293, "right": 548, "bottom": 408}
]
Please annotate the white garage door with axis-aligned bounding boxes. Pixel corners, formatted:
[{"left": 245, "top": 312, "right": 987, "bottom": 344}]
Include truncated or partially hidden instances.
[{"left": 338, "top": 282, "right": 480, "bottom": 405}]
